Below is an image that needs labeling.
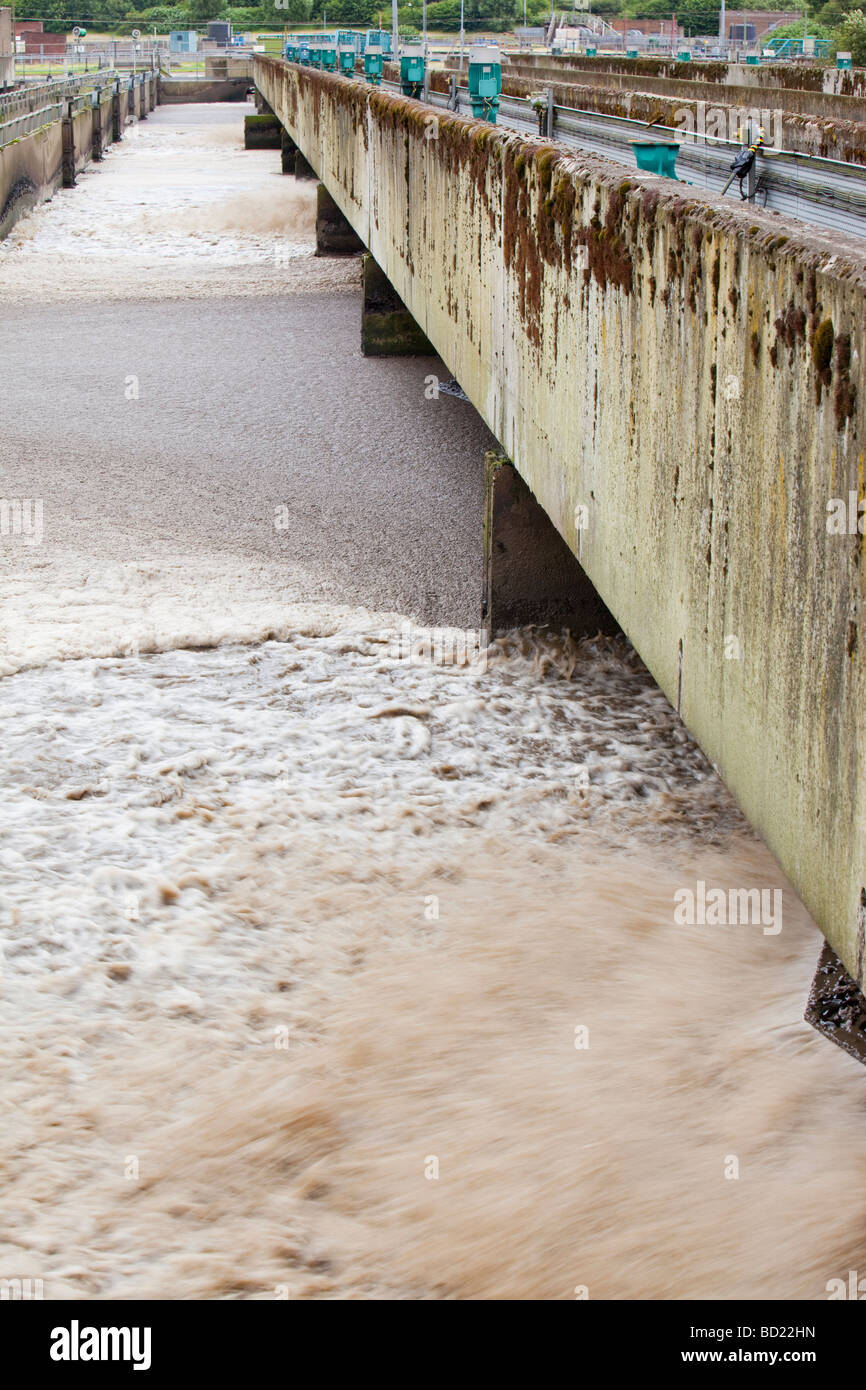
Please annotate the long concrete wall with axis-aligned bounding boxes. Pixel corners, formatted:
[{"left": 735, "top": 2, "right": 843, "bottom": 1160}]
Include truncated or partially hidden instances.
[
  {"left": 0, "top": 119, "right": 63, "bottom": 237},
  {"left": 506, "top": 53, "right": 866, "bottom": 100},
  {"left": 0, "top": 74, "right": 154, "bottom": 241},
  {"left": 501, "top": 56, "right": 866, "bottom": 125},
  {"left": 158, "top": 76, "right": 250, "bottom": 104},
  {"left": 255, "top": 56, "right": 866, "bottom": 984}
]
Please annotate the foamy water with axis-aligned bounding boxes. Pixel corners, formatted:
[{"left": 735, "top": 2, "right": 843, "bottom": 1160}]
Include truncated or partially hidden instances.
[
  {"left": 1, "top": 99, "right": 862, "bottom": 1303},
  {"left": 0, "top": 102, "right": 356, "bottom": 302}
]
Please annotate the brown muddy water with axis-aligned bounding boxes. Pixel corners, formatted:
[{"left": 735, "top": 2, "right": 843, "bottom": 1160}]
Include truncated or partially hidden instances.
[{"left": 0, "top": 102, "right": 863, "bottom": 1302}]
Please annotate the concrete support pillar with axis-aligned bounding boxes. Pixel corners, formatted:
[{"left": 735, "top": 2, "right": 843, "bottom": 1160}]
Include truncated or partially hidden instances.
[
  {"left": 91, "top": 103, "right": 104, "bottom": 161},
  {"left": 361, "top": 254, "right": 434, "bottom": 356},
  {"left": 281, "top": 127, "right": 297, "bottom": 174},
  {"left": 482, "top": 453, "right": 618, "bottom": 637},
  {"left": 112, "top": 89, "right": 122, "bottom": 142},
  {"left": 244, "top": 113, "right": 282, "bottom": 149},
  {"left": 293, "top": 151, "right": 317, "bottom": 179},
  {"left": 140, "top": 78, "right": 148, "bottom": 119},
  {"left": 255, "top": 91, "right": 274, "bottom": 115},
  {"left": 316, "top": 184, "right": 365, "bottom": 255},
  {"left": 61, "top": 106, "right": 75, "bottom": 188}
]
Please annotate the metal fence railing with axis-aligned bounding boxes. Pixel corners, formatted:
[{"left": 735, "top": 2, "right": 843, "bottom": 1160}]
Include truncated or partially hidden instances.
[
  {"left": 13, "top": 42, "right": 162, "bottom": 81},
  {"left": 0, "top": 70, "right": 153, "bottom": 150},
  {"left": 0, "top": 72, "right": 118, "bottom": 125},
  {"left": 0, "top": 103, "right": 64, "bottom": 149},
  {"left": 377, "top": 73, "right": 866, "bottom": 239}
]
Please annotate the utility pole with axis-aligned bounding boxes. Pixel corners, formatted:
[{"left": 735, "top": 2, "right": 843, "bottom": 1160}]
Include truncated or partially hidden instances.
[
  {"left": 392, "top": 0, "right": 398, "bottom": 54},
  {"left": 459, "top": 0, "right": 465, "bottom": 68}
]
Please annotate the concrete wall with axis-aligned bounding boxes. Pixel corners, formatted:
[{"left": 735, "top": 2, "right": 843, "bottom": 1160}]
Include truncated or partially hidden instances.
[
  {"left": 158, "top": 76, "right": 250, "bottom": 104},
  {"left": 257, "top": 56, "right": 866, "bottom": 983},
  {"left": 505, "top": 53, "right": 866, "bottom": 100},
  {"left": 70, "top": 104, "right": 94, "bottom": 175},
  {"left": 205, "top": 54, "right": 254, "bottom": 80},
  {"left": 0, "top": 118, "right": 62, "bottom": 237},
  {"left": 0, "top": 77, "right": 153, "bottom": 241},
  {"left": 501, "top": 56, "right": 866, "bottom": 126}
]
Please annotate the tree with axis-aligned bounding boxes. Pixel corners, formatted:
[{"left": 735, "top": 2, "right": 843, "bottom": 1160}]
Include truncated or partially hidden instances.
[
  {"left": 186, "top": 0, "right": 221, "bottom": 21},
  {"left": 262, "top": 0, "right": 311, "bottom": 20},
  {"left": 836, "top": 6, "right": 866, "bottom": 61},
  {"left": 623, "top": 0, "right": 678, "bottom": 16},
  {"left": 817, "top": 0, "right": 845, "bottom": 23},
  {"left": 677, "top": 0, "right": 721, "bottom": 34},
  {"left": 322, "top": 0, "right": 378, "bottom": 23}
]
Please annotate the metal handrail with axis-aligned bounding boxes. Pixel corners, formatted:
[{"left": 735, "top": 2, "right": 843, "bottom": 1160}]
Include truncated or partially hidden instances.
[
  {"left": 0, "top": 103, "right": 64, "bottom": 149},
  {"left": 390, "top": 77, "right": 866, "bottom": 236},
  {"left": 0, "top": 70, "right": 141, "bottom": 150},
  {"left": 0, "top": 71, "right": 118, "bottom": 124}
]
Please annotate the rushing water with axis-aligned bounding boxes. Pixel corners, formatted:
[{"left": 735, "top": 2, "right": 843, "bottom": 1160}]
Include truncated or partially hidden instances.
[{"left": 1, "top": 102, "right": 864, "bottom": 1302}]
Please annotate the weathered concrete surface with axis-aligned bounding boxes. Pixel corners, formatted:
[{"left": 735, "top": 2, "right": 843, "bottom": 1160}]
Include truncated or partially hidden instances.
[
  {"left": 281, "top": 127, "right": 297, "bottom": 174},
  {"left": 361, "top": 253, "right": 433, "bottom": 355},
  {"left": 157, "top": 77, "right": 250, "bottom": 104},
  {"left": 501, "top": 56, "right": 866, "bottom": 127},
  {"left": 256, "top": 57, "right": 866, "bottom": 983},
  {"left": 244, "top": 112, "right": 281, "bottom": 149},
  {"left": 316, "top": 183, "right": 365, "bottom": 255},
  {"left": 0, "top": 121, "right": 63, "bottom": 238},
  {"left": 293, "top": 150, "right": 317, "bottom": 180},
  {"left": 206, "top": 54, "right": 254, "bottom": 80},
  {"left": 505, "top": 53, "right": 866, "bottom": 101},
  {"left": 483, "top": 453, "right": 618, "bottom": 636}
]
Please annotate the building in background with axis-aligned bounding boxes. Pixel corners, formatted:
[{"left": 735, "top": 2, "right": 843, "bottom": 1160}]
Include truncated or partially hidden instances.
[
  {"left": 610, "top": 18, "right": 684, "bottom": 41},
  {"left": 170, "top": 30, "right": 198, "bottom": 54},
  {"left": 720, "top": 10, "right": 801, "bottom": 42},
  {"left": 14, "top": 20, "right": 67, "bottom": 61}
]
